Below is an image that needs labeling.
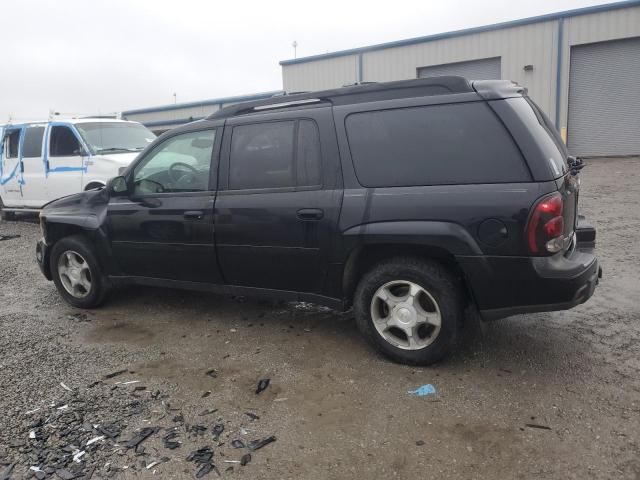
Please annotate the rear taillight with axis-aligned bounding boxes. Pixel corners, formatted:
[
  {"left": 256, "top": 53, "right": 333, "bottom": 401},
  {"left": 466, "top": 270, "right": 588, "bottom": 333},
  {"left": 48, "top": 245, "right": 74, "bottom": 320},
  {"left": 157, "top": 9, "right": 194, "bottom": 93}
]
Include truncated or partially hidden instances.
[{"left": 527, "top": 192, "right": 567, "bottom": 254}]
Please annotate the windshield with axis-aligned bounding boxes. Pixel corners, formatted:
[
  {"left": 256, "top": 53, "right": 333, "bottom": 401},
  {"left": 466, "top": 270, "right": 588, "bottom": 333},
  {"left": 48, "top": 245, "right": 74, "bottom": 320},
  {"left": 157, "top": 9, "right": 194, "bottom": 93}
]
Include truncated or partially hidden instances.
[{"left": 75, "top": 122, "right": 156, "bottom": 154}]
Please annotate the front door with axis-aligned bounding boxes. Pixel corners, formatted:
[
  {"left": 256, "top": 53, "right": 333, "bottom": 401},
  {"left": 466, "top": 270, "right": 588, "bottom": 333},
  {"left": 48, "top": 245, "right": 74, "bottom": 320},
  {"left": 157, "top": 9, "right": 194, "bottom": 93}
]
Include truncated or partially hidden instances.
[
  {"left": 45, "top": 124, "right": 85, "bottom": 202},
  {"left": 215, "top": 108, "right": 342, "bottom": 294},
  {"left": 20, "top": 124, "right": 48, "bottom": 207},
  {"left": 107, "top": 127, "right": 221, "bottom": 283}
]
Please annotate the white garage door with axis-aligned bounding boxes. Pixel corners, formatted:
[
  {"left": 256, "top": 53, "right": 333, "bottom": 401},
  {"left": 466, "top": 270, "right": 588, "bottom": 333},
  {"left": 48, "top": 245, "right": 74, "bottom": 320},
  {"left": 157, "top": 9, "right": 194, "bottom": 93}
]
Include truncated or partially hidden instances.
[
  {"left": 568, "top": 37, "right": 640, "bottom": 157},
  {"left": 417, "top": 57, "right": 501, "bottom": 80}
]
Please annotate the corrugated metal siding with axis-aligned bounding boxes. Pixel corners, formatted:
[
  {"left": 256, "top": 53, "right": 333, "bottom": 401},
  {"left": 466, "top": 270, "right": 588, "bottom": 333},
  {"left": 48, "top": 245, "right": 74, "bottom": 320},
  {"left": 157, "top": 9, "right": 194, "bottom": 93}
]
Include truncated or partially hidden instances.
[
  {"left": 125, "top": 104, "right": 221, "bottom": 124},
  {"left": 282, "top": 55, "right": 359, "bottom": 93},
  {"left": 417, "top": 57, "right": 501, "bottom": 79},
  {"left": 567, "top": 37, "right": 640, "bottom": 156}
]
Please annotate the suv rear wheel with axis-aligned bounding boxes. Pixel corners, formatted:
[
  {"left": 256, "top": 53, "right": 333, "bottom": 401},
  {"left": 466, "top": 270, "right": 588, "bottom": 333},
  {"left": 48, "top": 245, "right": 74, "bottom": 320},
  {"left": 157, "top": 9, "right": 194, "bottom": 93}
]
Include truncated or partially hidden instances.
[
  {"left": 354, "top": 258, "right": 462, "bottom": 365},
  {"left": 50, "top": 235, "right": 110, "bottom": 308}
]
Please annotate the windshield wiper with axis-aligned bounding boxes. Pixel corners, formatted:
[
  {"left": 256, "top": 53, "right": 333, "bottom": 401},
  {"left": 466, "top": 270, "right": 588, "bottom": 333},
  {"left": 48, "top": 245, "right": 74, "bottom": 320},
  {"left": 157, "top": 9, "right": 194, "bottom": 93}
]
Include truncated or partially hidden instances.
[{"left": 97, "top": 147, "right": 144, "bottom": 153}]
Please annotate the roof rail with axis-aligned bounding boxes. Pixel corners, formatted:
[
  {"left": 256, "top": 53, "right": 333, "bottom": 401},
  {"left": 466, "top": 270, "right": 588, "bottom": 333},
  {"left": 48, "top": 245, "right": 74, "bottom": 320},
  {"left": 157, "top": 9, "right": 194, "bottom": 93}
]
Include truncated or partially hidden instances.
[{"left": 207, "top": 76, "right": 473, "bottom": 120}]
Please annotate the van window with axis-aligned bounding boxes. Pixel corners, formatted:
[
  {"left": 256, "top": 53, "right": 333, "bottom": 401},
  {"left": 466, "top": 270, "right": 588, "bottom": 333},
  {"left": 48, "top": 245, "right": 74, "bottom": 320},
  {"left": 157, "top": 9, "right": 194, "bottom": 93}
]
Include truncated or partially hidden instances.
[
  {"left": 50, "top": 126, "right": 81, "bottom": 157},
  {"left": 229, "top": 121, "right": 295, "bottom": 189},
  {"left": 4, "top": 130, "right": 21, "bottom": 158},
  {"left": 296, "top": 120, "right": 322, "bottom": 186},
  {"left": 345, "top": 102, "right": 530, "bottom": 187},
  {"left": 23, "top": 126, "right": 45, "bottom": 158}
]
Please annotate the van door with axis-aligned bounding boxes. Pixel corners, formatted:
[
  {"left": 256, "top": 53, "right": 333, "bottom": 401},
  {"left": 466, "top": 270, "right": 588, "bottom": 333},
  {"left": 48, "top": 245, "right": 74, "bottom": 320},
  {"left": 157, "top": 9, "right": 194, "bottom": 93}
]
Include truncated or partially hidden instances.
[
  {"left": 0, "top": 127, "right": 24, "bottom": 207},
  {"left": 45, "top": 124, "right": 86, "bottom": 203},
  {"left": 20, "top": 125, "right": 48, "bottom": 207}
]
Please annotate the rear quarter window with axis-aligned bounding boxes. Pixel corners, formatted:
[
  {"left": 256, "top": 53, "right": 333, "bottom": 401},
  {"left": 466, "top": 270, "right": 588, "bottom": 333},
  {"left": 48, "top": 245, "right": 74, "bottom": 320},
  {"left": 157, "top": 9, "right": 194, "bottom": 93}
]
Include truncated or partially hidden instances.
[{"left": 345, "top": 102, "right": 531, "bottom": 187}]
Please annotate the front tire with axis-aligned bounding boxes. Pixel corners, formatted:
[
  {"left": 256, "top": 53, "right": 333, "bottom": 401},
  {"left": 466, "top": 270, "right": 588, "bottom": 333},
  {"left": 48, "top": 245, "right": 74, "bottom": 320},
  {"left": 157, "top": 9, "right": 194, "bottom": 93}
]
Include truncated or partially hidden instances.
[
  {"left": 354, "top": 257, "right": 463, "bottom": 365},
  {"left": 50, "top": 235, "right": 110, "bottom": 308}
]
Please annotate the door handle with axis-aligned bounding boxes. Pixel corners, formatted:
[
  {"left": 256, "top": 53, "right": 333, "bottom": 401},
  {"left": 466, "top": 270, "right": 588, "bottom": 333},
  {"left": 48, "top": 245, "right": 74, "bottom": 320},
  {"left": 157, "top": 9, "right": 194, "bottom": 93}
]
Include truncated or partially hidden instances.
[
  {"left": 296, "top": 208, "right": 324, "bottom": 221},
  {"left": 184, "top": 210, "right": 204, "bottom": 220}
]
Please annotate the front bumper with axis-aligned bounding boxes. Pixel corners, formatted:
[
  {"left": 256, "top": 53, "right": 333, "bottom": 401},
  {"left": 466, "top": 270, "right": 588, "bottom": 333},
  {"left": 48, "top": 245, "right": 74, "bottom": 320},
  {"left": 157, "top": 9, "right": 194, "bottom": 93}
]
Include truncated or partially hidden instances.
[
  {"left": 458, "top": 236, "right": 600, "bottom": 321},
  {"left": 36, "top": 238, "right": 52, "bottom": 280}
]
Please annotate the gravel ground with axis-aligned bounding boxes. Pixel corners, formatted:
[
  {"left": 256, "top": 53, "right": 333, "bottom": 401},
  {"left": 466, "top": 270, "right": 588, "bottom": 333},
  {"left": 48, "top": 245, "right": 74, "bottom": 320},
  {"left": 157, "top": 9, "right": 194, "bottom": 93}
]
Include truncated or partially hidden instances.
[{"left": 0, "top": 157, "right": 639, "bottom": 479}]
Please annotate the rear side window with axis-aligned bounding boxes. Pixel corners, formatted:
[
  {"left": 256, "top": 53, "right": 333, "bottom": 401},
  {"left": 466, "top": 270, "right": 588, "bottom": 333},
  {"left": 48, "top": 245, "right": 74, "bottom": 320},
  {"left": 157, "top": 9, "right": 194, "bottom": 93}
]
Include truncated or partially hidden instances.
[
  {"left": 50, "top": 126, "right": 81, "bottom": 157},
  {"left": 4, "top": 130, "right": 21, "bottom": 158},
  {"left": 23, "top": 126, "right": 45, "bottom": 158},
  {"left": 229, "top": 119, "right": 322, "bottom": 190},
  {"left": 346, "top": 102, "right": 530, "bottom": 187}
]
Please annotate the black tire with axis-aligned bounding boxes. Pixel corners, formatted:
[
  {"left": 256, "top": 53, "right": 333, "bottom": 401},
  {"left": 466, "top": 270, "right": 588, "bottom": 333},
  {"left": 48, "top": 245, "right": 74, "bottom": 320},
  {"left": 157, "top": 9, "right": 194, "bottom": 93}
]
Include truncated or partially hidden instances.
[
  {"left": 50, "top": 235, "right": 110, "bottom": 308},
  {"left": 0, "top": 197, "right": 16, "bottom": 221},
  {"left": 354, "top": 257, "right": 463, "bottom": 365}
]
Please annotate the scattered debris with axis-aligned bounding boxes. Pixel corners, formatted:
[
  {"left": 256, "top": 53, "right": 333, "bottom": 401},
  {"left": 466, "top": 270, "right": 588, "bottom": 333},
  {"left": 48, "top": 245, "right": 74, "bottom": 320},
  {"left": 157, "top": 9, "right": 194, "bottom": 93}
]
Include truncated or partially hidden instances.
[
  {"left": 256, "top": 379, "right": 270, "bottom": 394},
  {"left": 525, "top": 423, "right": 552, "bottom": 430},
  {"left": 60, "top": 382, "right": 73, "bottom": 392},
  {"left": 248, "top": 436, "right": 276, "bottom": 451},
  {"left": 416, "top": 440, "right": 425, "bottom": 446},
  {"left": 273, "top": 397, "right": 288, "bottom": 402},
  {"left": 231, "top": 439, "right": 245, "bottom": 449},
  {"left": 104, "top": 369, "right": 128, "bottom": 379},
  {"left": 125, "top": 427, "right": 157, "bottom": 449},
  {"left": 244, "top": 412, "right": 260, "bottom": 421},
  {"left": 408, "top": 384, "right": 436, "bottom": 397},
  {"left": 163, "top": 430, "right": 181, "bottom": 450},
  {"left": 187, "top": 446, "right": 214, "bottom": 464},
  {"left": 198, "top": 409, "right": 218, "bottom": 417},
  {"left": 25, "top": 407, "right": 41, "bottom": 415},
  {"left": 0, "top": 234, "right": 20, "bottom": 241},
  {"left": 189, "top": 425, "right": 208, "bottom": 437},
  {"left": 212, "top": 423, "right": 224, "bottom": 441},
  {"left": 240, "top": 453, "right": 252, "bottom": 466},
  {"left": 202, "top": 391, "right": 211, "bottom": 398},
  {"left": 205, "top": 369, "right": 218, "bottom": 378}
]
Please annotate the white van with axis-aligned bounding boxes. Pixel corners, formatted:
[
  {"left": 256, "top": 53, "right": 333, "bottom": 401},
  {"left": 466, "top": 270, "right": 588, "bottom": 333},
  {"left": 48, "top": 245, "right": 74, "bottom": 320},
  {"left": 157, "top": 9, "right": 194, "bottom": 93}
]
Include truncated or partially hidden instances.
[{"left": 0, "top": 118, "right": 156, "bottom": 219}]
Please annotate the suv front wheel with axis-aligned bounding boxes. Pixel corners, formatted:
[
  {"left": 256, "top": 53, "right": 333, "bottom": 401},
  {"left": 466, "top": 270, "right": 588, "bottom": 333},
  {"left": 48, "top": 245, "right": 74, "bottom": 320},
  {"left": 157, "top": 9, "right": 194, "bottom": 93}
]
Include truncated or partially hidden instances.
[
  {"left": 354, "top": 258, "right": 463, "bottom": 365},
  {"left": 50, "top": 235, "right": 110, "bottom": 308}
]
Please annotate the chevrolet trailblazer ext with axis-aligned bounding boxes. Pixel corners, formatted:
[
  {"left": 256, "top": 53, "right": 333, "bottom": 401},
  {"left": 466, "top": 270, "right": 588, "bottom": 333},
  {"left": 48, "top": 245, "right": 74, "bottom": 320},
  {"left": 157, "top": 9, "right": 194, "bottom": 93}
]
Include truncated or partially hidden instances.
[{"left": 35, "top": 77, "right": 600, "bottom": 365}]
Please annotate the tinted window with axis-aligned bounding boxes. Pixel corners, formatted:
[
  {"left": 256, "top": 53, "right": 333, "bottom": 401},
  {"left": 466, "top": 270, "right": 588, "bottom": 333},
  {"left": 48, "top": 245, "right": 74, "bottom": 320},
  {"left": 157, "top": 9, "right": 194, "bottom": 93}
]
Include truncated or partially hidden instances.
[
  {"left": 229, "top": 121, "right": 295, "bottom": 189},
  {"left": 4, "top": 130, "right": 20, "bottom": 158},
  {"left": 23, "top": 126, "right": 45, "bottom": 158},
  {"left": 50, "top": 126, "right": 81, "bottom": 157},
  {"left": 133, "top": 129, "right": 216, "bottom": 194},
  {"left": 346, "top": 102, "right": 530, "bottom": 187},
  {"left": 297, "top": 120, "right": 322, "bottom": 186},
  {"left": 522, "top": 98, "right": 568, "bottom": 177}
]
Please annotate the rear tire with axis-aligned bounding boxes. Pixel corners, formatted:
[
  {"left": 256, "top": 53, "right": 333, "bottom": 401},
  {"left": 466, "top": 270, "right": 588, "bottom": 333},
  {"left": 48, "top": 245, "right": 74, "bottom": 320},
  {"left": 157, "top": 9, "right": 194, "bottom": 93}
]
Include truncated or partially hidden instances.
[
  {"left": 50, "top": 235, "right": 110, "bottom": 308},
  {"left": 354, "top": 257, "right": 463, "bottom": 365}
]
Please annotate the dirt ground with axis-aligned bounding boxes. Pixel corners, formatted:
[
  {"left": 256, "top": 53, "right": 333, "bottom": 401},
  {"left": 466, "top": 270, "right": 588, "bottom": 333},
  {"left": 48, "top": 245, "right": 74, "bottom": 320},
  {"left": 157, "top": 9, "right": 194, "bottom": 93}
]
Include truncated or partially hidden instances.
[{"left": 1, "top": 157, "right": 639, "bottom": 480}]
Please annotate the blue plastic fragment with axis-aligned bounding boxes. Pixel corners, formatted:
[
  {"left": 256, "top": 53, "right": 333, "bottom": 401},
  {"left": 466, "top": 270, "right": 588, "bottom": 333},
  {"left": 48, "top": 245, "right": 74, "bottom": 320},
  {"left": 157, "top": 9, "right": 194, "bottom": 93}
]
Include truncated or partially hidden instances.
[{"left": 408, "top": 384, "right": 436, "bottom": 397}]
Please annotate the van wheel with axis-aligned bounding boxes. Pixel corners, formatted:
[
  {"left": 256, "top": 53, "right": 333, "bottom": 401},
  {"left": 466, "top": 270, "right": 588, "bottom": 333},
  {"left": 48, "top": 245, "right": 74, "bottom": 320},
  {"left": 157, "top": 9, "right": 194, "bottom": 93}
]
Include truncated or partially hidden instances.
[
  {"left": 50, "top": 235, "right": 110, "bottom": 308},
  {"left": 0, "top": 197, "right": 16, "bottom": 221},
  {"left": 354, "top": 258, "right": 463, "bottom": 365}
]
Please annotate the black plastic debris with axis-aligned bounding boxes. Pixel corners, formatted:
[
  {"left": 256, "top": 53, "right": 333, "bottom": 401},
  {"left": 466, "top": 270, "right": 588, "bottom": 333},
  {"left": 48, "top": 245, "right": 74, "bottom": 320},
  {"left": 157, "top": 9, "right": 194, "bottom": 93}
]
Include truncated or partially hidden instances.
[
  {"left": 202, "top": 391, "right": 211, "bottom": 398},
  {"left": 198, "top": 409, "right": 218, "bottom": 417},
  {"left": 189, "top": 425, "right": 208, "bottom": 437},
  {"left": 55, "top": 469, "right": 79, "bottom": 480},
  {"left": 525, "top": 423, "right": 552, "bottom": 430},
  {"left": 212, "top": 423, "right": 224, "bottom": 441},
  {"left": 126, "top": 427, "right": 157, "bottom": 449},
  {"left": 103, "top": 369, "right": 128, "bottom": 379},
  {"left": 0, "top": 234, "right": 20, "bottom": 241},
  {"left": 173, "top": 414, "right": 185, "bottom": 423},
  {"left": 247, "top": 435, "right": 276, "bottom": 451},
  {"left": 244, "top": 412, "right": 260, "bottom": 421},
  {"left": 97, "top": 424, "right": 121, "bottom": 439},
  {"left": 231, "top": 439, "right": 245, "bottom": 449},
  {"left": 187, "top": 446, "right": 214, "bottom": 464},
  {"left": 206, "top": 369, "right": 218, "bottom": 378},
  {"left": 196, "top": 462, "right": 219, "bottom": 478},
  {"left": 163, "top": 430, "right": 181, "bottom": 450},
  {"left": 415, "top": 440, "right": 425, "bottom": 446},
  {"left": 255, "top": 379, "right": 270, "bottom": 394},
  {"left": 240, "top": 453, "right": 252, "bottom": 466}
]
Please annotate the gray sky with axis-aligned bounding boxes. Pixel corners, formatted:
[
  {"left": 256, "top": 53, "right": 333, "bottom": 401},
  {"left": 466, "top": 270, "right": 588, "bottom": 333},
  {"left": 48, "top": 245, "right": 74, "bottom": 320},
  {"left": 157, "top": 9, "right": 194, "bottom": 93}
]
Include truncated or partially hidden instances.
[{"left": 1, "top": 0, "right": 613, "bottom": 121}]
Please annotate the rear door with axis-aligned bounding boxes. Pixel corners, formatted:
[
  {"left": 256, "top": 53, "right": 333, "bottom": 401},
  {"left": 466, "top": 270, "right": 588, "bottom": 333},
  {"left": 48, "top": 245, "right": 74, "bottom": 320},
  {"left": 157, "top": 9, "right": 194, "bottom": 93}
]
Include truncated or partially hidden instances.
[
  {"left": 0, "top": 127, "right": 24, "bottom": 206},
  {"left": 215, "top": 107, "right": 342, "bottom": 294},
  {"left": 20, "top": 124, "right": 48, "bottom": 207},
  {"left": 107, "top": 125, "right": 222, "bottom": 283}
]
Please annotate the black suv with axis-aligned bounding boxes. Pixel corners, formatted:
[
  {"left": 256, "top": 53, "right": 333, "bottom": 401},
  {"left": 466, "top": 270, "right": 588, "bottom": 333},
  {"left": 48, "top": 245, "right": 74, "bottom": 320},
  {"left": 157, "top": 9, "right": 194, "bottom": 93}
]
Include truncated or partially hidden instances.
[{"left": 36, "top": 77, "right": 600, "bottom": 365}]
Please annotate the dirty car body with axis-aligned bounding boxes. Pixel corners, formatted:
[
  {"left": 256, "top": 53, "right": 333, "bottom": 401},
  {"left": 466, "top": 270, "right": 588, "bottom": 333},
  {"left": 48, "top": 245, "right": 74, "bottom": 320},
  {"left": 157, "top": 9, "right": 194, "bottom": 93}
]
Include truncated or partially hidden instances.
[{"left": 36, "top": 77, "right": 600, "bottom": 365}]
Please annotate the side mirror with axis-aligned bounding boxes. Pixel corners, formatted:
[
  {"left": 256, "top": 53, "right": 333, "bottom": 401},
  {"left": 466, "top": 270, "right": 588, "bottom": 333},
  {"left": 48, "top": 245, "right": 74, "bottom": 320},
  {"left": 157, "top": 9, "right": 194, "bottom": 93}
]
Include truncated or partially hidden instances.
[{"left": 106, "top": 176, "right": 129, "bottom": 197}]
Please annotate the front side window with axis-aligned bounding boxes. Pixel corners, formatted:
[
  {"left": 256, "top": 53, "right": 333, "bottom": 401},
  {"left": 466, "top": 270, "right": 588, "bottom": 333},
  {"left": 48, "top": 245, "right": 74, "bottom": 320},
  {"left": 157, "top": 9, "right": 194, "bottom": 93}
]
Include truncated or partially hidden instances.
[
  {"left": 23, "top": 126, "right": 45, "bottom": 158},
  {"left": 76, "top": 122, "right": 156, "bottom": 155},
  {"left": 133, "top": 129, "right": 216, "bottom": 194},
  {"left": 50, "top": 126, "right": 81, "bottom": 157},
  {"left": 229, "top": 119, "right": 322, "bottom": 190}
]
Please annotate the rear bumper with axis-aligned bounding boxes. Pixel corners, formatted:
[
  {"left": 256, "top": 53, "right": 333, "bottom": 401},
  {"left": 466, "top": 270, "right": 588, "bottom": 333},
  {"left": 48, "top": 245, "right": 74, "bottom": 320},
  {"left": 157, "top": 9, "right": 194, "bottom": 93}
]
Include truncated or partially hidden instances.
[
  {"left": 458, "top": 235, "right": 600, "bottom": 321},
  {"left": 36, "top": 238, "right": 52, "bottom": 280}
]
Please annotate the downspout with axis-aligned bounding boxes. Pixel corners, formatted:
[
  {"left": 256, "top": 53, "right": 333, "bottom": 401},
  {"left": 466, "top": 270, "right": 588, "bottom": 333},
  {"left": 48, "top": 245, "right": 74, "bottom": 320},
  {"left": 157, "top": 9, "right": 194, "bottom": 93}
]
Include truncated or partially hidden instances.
[{"left": 554, "top": 18, "right": 564, "bottom": 130}]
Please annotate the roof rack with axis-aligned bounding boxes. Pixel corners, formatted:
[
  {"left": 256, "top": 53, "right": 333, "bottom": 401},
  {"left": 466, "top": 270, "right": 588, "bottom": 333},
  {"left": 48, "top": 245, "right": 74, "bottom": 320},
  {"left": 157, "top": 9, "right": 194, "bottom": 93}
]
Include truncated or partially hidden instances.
[{"left": 207, "top": 76, "right": 473, "bottom": 120}]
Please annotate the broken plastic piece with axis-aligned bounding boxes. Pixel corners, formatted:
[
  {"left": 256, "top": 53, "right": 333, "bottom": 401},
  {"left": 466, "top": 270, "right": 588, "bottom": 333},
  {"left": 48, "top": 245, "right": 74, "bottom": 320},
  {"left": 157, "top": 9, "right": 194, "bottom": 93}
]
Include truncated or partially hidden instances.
[
  {"left": 187, "top": 446, "right": 214, "bottom": 464},
  {"left": 407, "top": 384, "right": 436, "bottom": 397},
  {"left": 240, "top": 453, "right": 251, "bottom": 466},
  {"left": 104, "top": 369, "right": 128, "bottom": 379},
  {"left": 256, "top": 379, "right": 270, "bottom": 394},
  {"left": 244, "top": 412, "right": 259, "bottom": 421},
  {"left": 212, "top": 423, "right": 224, "bottom": 441},
  {"left": 126, "top": 427, "right": 156, "bottom": 449},
  {"left": 60, "top": 382, "right": 72, "bottom": 392},
  {"left": 231, "top": 439, "right": 245, "bottom": 449},
  {"left": 86, "top": 435, "right": 105, "bottom": 446},
  {"left": 205, "top": 369, "right": 218, "bottom": 378},
  {"left": 247, "top": 435, "right": 276, "bottom": 451},
  {"left": 525, "top": 423, "right": 552, "bottom": 430}
]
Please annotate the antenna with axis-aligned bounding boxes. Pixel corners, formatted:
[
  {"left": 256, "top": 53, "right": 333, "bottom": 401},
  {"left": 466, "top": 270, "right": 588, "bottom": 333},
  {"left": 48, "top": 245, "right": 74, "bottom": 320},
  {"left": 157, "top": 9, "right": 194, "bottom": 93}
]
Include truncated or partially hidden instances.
[
  {"left": 292, "top": 40, "right": 298, "bottom": 59},
  {"left": 173, "top": 92, "right": 177, "bottom": 104}
]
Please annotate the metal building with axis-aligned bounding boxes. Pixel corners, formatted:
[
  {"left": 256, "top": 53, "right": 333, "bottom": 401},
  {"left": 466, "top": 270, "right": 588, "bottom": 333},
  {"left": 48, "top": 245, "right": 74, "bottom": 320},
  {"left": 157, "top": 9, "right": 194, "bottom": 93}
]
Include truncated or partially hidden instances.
[
  {"left": 121, "top": 91, "right": 283, "bottom": 135},
  {"left": 280, "top": 0, "right": 640, "bottom": 157}
]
